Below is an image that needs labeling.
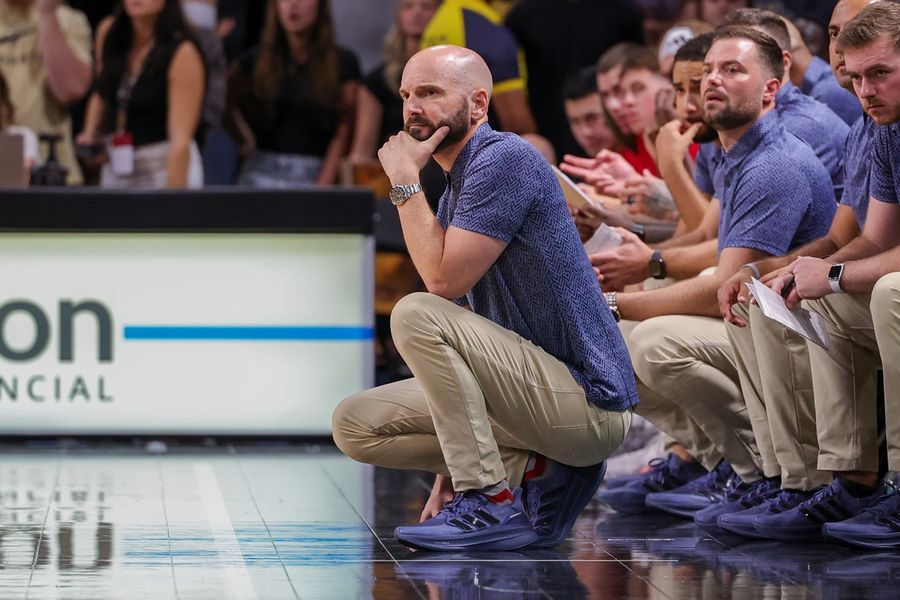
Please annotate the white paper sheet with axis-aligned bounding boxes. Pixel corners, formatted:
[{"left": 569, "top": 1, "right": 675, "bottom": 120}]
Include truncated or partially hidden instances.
[{"left": 745, "top": 278, "right": 832, "bottom": 351}]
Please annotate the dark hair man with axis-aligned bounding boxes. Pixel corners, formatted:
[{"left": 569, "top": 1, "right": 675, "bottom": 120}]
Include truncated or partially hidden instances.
[
  {"left": 332, "top": 45, "right": 637, "bottom": 552},
  {"left": 563, "top": 66, "right": 617, "bottom": 158}
]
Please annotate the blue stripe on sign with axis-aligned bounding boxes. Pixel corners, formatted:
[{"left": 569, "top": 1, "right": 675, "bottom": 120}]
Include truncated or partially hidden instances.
[{"left": 123, "top": 326, "right": 374, "bottom": 341}]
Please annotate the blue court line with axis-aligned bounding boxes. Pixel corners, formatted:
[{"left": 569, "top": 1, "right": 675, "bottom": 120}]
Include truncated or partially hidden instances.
[{"left": 123, "top": 326, "right": 374, "bottom": 341}]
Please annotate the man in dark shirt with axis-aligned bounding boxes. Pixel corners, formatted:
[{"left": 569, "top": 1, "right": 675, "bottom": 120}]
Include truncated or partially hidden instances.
[
  {"left": 759, "top": 1, "right": 900, "bottom": 545},
  {"left": 595, "top": 26, "right": 835, "bottom": 516},
  {"left": 332, "top": 45, "right": 637, "bottom": 552}
]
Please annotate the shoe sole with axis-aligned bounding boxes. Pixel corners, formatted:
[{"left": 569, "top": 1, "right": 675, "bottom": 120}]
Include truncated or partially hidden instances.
[
  {"left": 717, "top": 519, "right": 772, "bottom": 539},
  {"left": 530, "top": 462, "right": 608, "bottom": 549},
  {"left": 823, "top": 525, "right": 900, "bottom": 550},
  {"left": 644, "top": 496, "right": 709, "bottom": 519},
  {"left": 752, "top": 523, "right": 823, "bottom": 542},
  {"left": 395, "top": 526, "right": 539, "bottom": 552}
]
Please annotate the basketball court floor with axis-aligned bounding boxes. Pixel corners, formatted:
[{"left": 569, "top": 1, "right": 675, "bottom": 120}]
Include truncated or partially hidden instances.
[{"left": 0, "top": 442, "right": 894, "bottom": 599}]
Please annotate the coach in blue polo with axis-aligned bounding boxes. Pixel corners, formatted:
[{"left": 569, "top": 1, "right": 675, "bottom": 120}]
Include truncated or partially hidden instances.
[{"left": 331, "top": 45, "right": 637, "bottom": 552}]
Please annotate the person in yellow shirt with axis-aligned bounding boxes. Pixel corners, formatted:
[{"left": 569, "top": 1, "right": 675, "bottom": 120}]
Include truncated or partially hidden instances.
[
  {"left": 421, "top": 0, "right": 536, "bottom": 135},
  {"left": 0, "top": 0, "right": 92, "bottom": 184}
]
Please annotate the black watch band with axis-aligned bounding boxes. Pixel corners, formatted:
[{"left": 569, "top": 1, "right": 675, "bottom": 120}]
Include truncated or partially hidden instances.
[{"left": 649, "top": 250, "right": 666, "bottom": 279}]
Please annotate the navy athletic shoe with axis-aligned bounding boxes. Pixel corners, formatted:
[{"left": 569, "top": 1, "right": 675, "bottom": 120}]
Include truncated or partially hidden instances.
[
  {"left": 523, "top": 461, "right": 607, "bottom": 548},
  {"left": 824, "top": 487, "right": 900, "bottom": 550},
  {"left": 596, "top": 454, "right": 707, "bottom": 513},
  {"left": 719, "top": 488, "right": 816, "bottom": 538},
  {"left": 645, "top": 460, "right": 737, "bottom": 518},
  {"left": 690, "top": 474, "right": 760, "bottom": 528},
  {"left": 394, "top": 488, "right": 538, "bottom": 551},
  {"left": 752, "top": 478, "right": 884, "bottom": 541}
]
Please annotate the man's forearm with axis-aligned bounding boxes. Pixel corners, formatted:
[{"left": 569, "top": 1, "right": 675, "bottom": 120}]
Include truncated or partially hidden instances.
[
  {"left": 657, "top": 155, "right": 709, "bottom": 232},
  {"left": 618, "top": 273, "right": 720, "bottom": 320},
  {"left": 825, "top": 235, "right": 884, "bottom": 264},
  {"left": 396, "top": 189, "right": 450, "bottom": 296},
  {"left": 659, "top": 238, "right": 718, "bottom": 280},
  {"left": 754, "top": 236, "right": 838, "bottom": 276},
  {"left": 839, "top": 245, "right": 900, "bottom": 294},
  {"left": 643, "top": 222, "right": 678, "bottom": 243},
  {"left": 38, "top": 9, "right": 92, "bottom": 104}
]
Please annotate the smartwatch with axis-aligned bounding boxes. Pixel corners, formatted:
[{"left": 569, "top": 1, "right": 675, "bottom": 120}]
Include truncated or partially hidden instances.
[
  {"left": 827, "top": 263, "right": 845, "bottom": 294},
  {"left": 630, "top": 224, "right": 646, "bottom": 241},
  {"left": 648, "top": 250, "right": 666, "bottom": 280}
]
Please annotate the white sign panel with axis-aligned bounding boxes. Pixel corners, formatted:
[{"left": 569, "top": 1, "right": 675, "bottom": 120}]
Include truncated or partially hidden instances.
[{"left": 0, "top": 233, "right": 374, "bottom": 435}]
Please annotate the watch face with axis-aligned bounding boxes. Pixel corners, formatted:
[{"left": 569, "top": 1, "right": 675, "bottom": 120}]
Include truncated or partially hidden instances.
[
  {"left": 389, "top": 188, "right": 406, "bottom": 205},
  {"left": 828, "top": 264, "right": 843, "bottom": 279}
]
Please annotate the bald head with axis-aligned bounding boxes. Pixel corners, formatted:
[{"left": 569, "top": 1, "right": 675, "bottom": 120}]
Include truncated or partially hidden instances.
[
  {"left": 405, "top": 45, "right": 494, "bottom": 99},
  {"left": 399, "top": 45, "right": 493, "bottom": 154}
]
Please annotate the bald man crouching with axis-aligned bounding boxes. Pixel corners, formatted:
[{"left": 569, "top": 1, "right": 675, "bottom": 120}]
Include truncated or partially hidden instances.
[{"left": 332, "top": 45, "right": 638, "bottom": 552}]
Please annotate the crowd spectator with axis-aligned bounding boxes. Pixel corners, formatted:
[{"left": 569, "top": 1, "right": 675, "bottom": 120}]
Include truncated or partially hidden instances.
[
  {"left": 349, "top": 0, "right": 438, "bottom": 164},
  {"left": 562, "top": 67, "right": 619, "bottom": 159},
  {"left": 78, "top": 0, "right": 206, "bottom": 188},
  {"left": 228, "top": 0, "right": 359, "bottom": 187},
  {"left": 0, "top": 0, "right": 92, "bottom": 184},
  {"left": 505, "top": 0, "right": 644, "bottom": 157},
  {"left": 656, "top": 19, "right": 711, "bottom": 76},
  {"left": 0, "top": 70, "right": 39, "bottom": 181},
  {"left": 422, "top": 0, "right": 536, "bottom": 136}
]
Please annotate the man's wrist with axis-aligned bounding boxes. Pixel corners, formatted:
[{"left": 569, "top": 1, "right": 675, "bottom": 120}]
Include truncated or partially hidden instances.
[
  {"left": 742, "top": 263, "right": 761, "bottom": 279},
  {"left": 603, "top": 292, "right": 621, "bottom": 322}
]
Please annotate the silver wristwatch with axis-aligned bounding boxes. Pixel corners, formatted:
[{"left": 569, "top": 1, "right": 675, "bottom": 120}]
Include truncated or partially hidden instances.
[{"left": 389, "top": 183, "right": 423, "bottom": 206}]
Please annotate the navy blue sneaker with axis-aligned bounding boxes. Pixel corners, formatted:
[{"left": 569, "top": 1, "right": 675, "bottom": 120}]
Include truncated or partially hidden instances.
[
  {"left": 691, "top": 474, "right": 759, "bottom": 528},
  {"left": 595, "top": 454, "right": 707, "bottom": 513},
  {"left": 752, "top": 478, "right": 884, "bottom": 541},
  {"left": 394, "top": 488, "right": 539, "bottom": 551},
  {"left": 523, "top": 460, "right": 607, "bottom": 548},
  {"left": 719, "top": 488, "right": 816, "bottom": 538},
  {"left": 824, "top": 486, "right": 900, "bottom": 550},
  {"left": 645, "top": 460, "right": 737, "bottom": 518}
]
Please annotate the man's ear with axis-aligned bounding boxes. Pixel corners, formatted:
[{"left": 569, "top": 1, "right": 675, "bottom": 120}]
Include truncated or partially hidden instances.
[
  {"left": 782, "top": 50, "right": 793, "bottom": 75},
  {"left": 471, "top": 88, "right": 490, "bottom": 120},
  {"left": 762, "top": 77, "right": 781, "bottom": 106}
]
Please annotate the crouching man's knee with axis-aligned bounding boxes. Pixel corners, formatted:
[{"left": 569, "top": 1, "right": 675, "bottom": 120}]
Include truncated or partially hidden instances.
[{"left": 331, "top": 392, "right": 371, "bottom": 463}]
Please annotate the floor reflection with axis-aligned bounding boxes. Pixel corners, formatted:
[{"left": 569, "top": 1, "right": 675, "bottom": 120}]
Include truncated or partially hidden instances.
[{"left": 0, "top": 447, "right": 898, "bottom": 599}]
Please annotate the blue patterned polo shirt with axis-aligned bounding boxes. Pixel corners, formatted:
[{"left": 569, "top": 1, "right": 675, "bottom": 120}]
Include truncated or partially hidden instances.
[
  {"left": 871, "top": 122, "right": 900, "bottom": 206},
  {"left": 776, "top": 82, "right": 849, "bottom": 200},
  {"left": 436, "top": 124, "right": 638, "bottom": 411},
  {"left": 718, "top": 110, "right": 836, "bottom": 255},
  {"left": 841, "top": 115, "right": 877, "bottom": 228},
  {"left": 801, "top": 56, "right": 862, "bottom": 126}
]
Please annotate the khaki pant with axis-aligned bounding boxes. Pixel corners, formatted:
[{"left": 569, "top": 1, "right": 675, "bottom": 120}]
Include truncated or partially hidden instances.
[
  {"left": 810, "top": 272, "right": 900, "bottom": 472},
  {"left": 872, "top": 273, "right": 900, "bottom": 470},
  {"left": 624, "top": 315, "right": 761, "bottom": 480},
  {"left": 805, "top": 290, "right": 880, "bottom": 473},
  {"left": 726, "top": 302, "right": 830, "bottom": 490},
  {"left": 332, "top": 293, "right": 631, "bottom": 491}
]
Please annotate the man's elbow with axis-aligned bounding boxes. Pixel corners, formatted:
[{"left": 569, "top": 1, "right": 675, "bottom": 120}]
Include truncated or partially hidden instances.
[{"left": 424, "top": 277, "right": 465, "bottom": 301}]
